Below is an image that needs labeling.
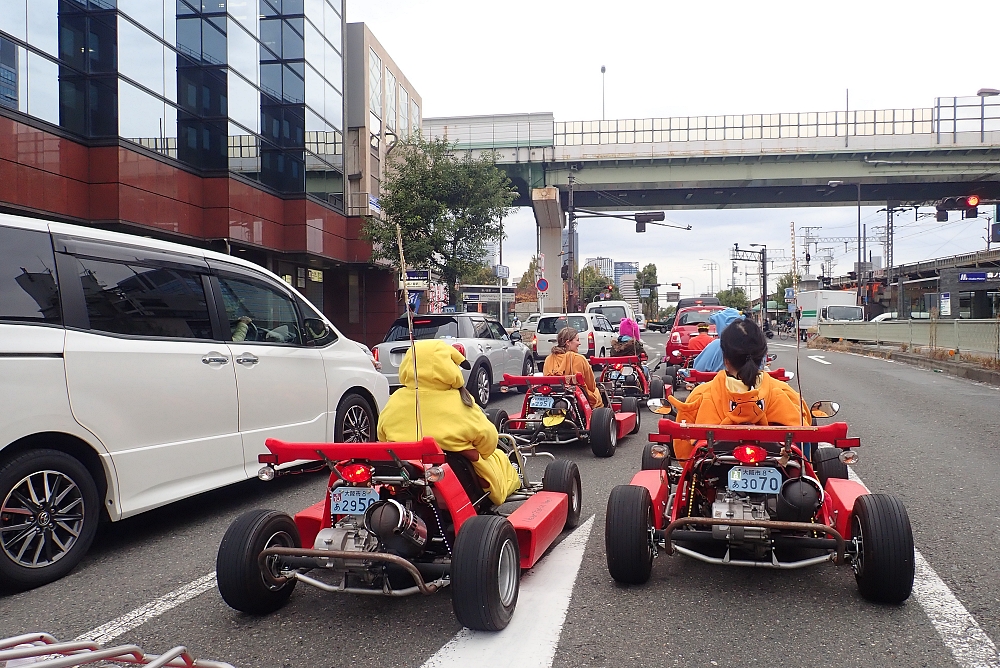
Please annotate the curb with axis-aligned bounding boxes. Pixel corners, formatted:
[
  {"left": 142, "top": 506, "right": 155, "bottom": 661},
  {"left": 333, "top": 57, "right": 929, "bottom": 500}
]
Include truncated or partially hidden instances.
[{"left": 814, "top": 343, "right": 1000, "bottom": 387}]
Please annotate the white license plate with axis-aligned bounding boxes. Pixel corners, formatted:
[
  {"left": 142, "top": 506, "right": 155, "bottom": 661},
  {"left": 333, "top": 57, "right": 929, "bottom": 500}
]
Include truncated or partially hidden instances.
[
  {"left": 530, "top": 395, "right": 555, "bottom": 409},
  {"left": 727, "top": 467, "right": 782, "bottom": 494},
  {"left": 330, "top": 487, "right": 379, "bottom": 515}
]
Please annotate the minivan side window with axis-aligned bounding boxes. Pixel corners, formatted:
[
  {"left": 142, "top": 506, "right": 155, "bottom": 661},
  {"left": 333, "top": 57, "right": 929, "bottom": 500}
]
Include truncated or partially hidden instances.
[
  {"left": 472, "top": 318, "right": 492, "bottom": 339},
  {"left": 0, "top": 226, "right": 61, "bottom": 325},
  {"left": 75, "top": 257, "right": 213, "bottom": 339},
  {"left": 216, "top": 272, "right": 302, "bottom": 345}
]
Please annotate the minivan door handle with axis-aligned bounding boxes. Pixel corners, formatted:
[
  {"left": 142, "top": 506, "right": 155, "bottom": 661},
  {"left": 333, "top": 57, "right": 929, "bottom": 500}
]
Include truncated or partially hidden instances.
[
  {"left": 235, "top": 353, "right": 259, "bottom": 366},
  {"left": 202, "top": 352, "right": 229, "bottom": 365}
]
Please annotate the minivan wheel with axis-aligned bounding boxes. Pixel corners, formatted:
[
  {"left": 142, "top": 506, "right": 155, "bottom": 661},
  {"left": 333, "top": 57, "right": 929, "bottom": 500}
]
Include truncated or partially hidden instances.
[
  {"left": 335, "top": 393, "right": 374, "bottom": 443},
  {"left": 0, "top": 449, "right": 100, "bottom": 591}
]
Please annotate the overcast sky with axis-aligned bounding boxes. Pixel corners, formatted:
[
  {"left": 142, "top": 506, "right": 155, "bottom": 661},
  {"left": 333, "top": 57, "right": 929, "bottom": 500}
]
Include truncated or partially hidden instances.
[{"left": 349, "top": 0, "right": 1000, "bottom": 295}]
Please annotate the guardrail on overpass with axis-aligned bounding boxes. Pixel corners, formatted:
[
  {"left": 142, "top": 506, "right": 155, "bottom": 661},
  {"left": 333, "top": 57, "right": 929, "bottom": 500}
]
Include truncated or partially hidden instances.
[{"left": 818, "top": 320, "right": 1000, "bottom": 357}]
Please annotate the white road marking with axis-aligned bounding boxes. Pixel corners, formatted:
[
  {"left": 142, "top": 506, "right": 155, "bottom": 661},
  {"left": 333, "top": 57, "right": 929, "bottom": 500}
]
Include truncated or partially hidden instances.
[
  {"left": 75, "top": 572, "right": 217, "bottom": 645},
  {"left": 807, "top": 355, "right": 832, "bottom": 365},
  {"left": 422, "top": 515, "right": 595, "bottom": 668},
  {"left": 771, "top": 343, "right": 799, "bottom": 348},
  {"left": 848, "top": 469, "right": 1000, "bottom": 668}
]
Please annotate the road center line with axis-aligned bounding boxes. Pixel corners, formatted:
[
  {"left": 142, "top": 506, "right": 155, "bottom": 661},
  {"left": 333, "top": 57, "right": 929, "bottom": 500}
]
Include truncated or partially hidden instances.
[
  {"left": 75, "top": 572, "right": 217, "bottom": 646},
  {"left": 422, "top": 515, "right": 595, "bottom": 668},
  {"left": 848, "top": 470, "right": 1000, "bottom": 668}
]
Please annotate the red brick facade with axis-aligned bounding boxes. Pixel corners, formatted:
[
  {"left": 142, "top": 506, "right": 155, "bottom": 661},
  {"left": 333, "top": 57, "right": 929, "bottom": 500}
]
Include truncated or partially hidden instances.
[{"left": 0, "top": 111, "right": 399, "bottom": 347}]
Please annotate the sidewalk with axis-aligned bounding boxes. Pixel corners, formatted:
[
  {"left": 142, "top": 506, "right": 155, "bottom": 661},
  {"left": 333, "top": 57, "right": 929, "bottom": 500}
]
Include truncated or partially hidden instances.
[{"left": 808, "top": 338, "right": 1000, "bottom": 387}]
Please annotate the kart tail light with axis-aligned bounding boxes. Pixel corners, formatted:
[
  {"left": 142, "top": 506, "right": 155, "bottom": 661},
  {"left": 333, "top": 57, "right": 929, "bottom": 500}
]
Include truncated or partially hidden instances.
[
  {"left": 539, "top": 385, "right": 552, "bottom": 395},
  {"left": 834, "top": 438, "right": 861, "bottom": 449},
  {"left": 258, "top": 453, "right": 279, "bottom": 465},
  {"left": 452, "top": 342, "right": 466, "bottom": 358},
  {"left": 337, "top": 462, "right": 373, "bottom": 484},
  {"left": 839, "top": 450, "right": 859, "bottom": 465},
  {"left": 425, "top": 465, "right": 446, "bottom": 482},
  {"left": 733, "top": 444, "right": 767, "bottom": 465}
]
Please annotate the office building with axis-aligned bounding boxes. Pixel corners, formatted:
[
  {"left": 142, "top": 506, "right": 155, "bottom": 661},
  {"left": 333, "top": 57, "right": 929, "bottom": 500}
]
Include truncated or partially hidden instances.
[{"left": 614, "top": 261, "right": 640, "bottom": 287}]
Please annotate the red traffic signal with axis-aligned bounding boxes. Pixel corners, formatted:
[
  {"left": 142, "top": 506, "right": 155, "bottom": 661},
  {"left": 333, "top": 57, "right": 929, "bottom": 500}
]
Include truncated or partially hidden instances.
[
  {"left": 937, "top": 195, "right": 981, "bottom": 219},
  {"left": 966, "top": 195, "right": 980, "bottom": 207}
]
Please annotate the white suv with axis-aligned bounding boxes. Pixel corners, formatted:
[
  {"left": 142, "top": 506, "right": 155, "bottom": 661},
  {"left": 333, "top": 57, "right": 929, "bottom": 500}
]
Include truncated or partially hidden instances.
[
  {"left": 0, "top": 214, "right": 389, "bottom": 590},
  {"left": 532, "top": 313, "right": 617, "bottom": 362}
]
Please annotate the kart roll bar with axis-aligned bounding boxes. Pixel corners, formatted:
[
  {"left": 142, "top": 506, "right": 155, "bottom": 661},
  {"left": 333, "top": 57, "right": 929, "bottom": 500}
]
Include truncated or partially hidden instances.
[
  {"left": 589, "top": 355, "right": 640, "bottom": 366},
  {"left": 649, "top": 419, "right": 850, "bottom": 445},
  {"left": 263, "top": 437, "right": 444, "bottom": 466},
  {"left": 501, "top": 373, "right": 586, "bottom": 387},
  {"left": 682, "top": 368, "right": 792, "bottom": 383}
]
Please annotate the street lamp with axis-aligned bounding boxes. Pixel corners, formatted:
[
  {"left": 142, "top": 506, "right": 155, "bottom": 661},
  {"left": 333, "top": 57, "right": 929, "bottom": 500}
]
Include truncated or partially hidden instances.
[
  {"left": 601, "top": 66, "right": 606, "bottom": 120},
  {"left": 700, "top": 259, "right": 719, "bottom": 294},
  {"left": 978, "top": 88, "right": 999, "bottom": 142},
  {"left": 828, "top": 180, "right": 863, "bottom": 305}
]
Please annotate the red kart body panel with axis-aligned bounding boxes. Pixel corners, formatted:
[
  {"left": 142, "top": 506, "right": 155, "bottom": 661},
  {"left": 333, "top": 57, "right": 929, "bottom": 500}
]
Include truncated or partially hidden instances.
[
  {"left": 264, "top": 436, "right": 444, "bottom": 466},
  {"left": 507, "top": 491, "right": 568, "bottom": 568},
  {"left": 824, "top": 478, "right": 869, "bottom": 539},
  {"left": 592, "top": 355, "right": 651, "bottom": 396},
  {"left": 628, "top": 470, "right": 670, "bottom": 529},
  {"left": 649, "top": 420, "right": 850, "bottom": 444},
  {"left": 433, "top": 463, "right": 478, "bottom": 532},
  {"left": 502, "top": 373, "right": 594, "bottom": 431},
  {"left": 614, "top": 412, "right": 637, "bottom": 438},
  {"left": 294, "top": 500, "right": 327, "bottom": 549}
]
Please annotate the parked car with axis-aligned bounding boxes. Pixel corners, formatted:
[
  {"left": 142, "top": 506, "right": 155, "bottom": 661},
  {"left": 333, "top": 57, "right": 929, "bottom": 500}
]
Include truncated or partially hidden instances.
[
  {"left": 635, "top": 312, "right": 647, "bottom": 331},
  {"left": 660, "top": 296, "right": 722, "bottom": 331},
  {"left": 520, "top": 312, "right": 541, "bottom": 336},
  {"left": 0, "top": 213, "right": 389, "bottom": 591},
  {"left": 585, "top": 300, "right": 636, "bottom": 331},
  {"left": 373, "top": 313, "right": 532, "bottom": 406},
  {"left": 532, "top": 313, "right": 617, "bottom": 362}
]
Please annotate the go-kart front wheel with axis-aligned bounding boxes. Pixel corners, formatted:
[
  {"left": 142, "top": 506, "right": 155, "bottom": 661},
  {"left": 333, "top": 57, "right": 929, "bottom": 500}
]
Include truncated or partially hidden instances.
[
  {"left": 852, "top": 494, "right": 914, "bottom": 604},
  {"left": 606, "top": 485, "right": 654, "bottom": 584},
  {"left": 217, "top": 509, "right": 300, "bottom": 614},
  {"left": 543, "top": 459, "right": 582, "bottom": 529},
  {"left": 452, "top": 515, "right": 520, "bottom": 631},
  {"left": 649, "top": 376, "right": 664, "bottom": 400},
  {"left": 590, "top": 407, "right": 617, "bottom": 457},
  {"left": 621, "top": 397, "right": 641, "bottom": 435}
]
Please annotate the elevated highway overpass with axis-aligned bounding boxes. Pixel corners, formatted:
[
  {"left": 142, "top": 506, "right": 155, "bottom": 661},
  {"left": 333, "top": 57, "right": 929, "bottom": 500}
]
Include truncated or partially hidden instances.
[{"left": 425, "top": 95, "right": 1000, "bottom": 309}]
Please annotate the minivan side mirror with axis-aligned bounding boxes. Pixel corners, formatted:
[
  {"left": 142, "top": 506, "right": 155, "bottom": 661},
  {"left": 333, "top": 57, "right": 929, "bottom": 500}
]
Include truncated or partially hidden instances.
[{"left": 303, "top": 317, "right": 334, "bottom": 346}]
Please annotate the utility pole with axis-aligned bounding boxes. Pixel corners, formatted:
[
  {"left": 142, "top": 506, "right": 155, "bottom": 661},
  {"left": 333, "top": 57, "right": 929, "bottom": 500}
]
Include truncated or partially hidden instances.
[
  {"left": 761, "top": 246, "right": 768, "bottom": 325},
  {"left": 567, "top": 174, "right": 576, "bottom": 312}
]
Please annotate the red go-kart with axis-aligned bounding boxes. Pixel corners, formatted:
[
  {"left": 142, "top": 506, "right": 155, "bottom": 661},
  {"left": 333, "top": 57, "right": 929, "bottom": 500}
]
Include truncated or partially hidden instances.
[
  {"left": 590, "top": 355, "right": 668, "bottom": 404},
  {"left": 499, "top": 372, "right": 638, "bottom": 458},
  {"left": 606, "top": 404, "right": 915, "bottom": 604},
  {"left": 217, "top": 435, "right": 582, "bottom": 632}
]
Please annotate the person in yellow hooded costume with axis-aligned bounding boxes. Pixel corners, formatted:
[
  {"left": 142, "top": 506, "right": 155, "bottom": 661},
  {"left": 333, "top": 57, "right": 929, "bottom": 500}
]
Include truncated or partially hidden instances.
[
  {"left": 667, "top": 318, "right": 810, "bottom": 460},
  {"left": 377, "top": 339, "right": 521, "bottom": 506}
]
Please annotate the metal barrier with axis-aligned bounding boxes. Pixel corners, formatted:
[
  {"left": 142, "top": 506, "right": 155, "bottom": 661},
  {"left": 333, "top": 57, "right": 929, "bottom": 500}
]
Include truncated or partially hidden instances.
[{"left": 818, "top": 320, "right": 1000, "bottom": 357}]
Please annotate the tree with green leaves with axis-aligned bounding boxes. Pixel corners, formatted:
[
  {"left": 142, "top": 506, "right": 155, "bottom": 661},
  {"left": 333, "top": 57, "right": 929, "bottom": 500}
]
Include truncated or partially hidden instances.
[
  {"left": 517, "top": 256, "right": 541, "bottom": 291},
  {"left": 578, "top": 266, "right": 621, "bottom": 304},
  {"left": 363, "top": 134, "right": 516, "bottom": 305},
  {"left": 460, "top": 263, "right": 506, "bottom": 286},
  {"left": 715, "top": 287, "right": 750, "bottom": 310},
  {"left": 633, "top": 263, "right": 658, "bottom": 319}
]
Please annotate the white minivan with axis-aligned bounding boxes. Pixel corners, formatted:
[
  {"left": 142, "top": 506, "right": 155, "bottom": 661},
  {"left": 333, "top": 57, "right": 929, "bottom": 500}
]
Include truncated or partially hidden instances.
[
  {"left": 585, "top": 300, "right": 636, "bottom": 331},
  {"left": 532, "top": 313, "right": 617, "bottom": 362},
  {"left": 0, "top": 214, "right": 389, "bottom": 590}
]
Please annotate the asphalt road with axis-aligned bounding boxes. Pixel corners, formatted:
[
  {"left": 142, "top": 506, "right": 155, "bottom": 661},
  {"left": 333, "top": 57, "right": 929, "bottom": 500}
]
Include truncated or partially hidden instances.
[{"left": 2, "top": 332, "right": 998, "bottom": 667}]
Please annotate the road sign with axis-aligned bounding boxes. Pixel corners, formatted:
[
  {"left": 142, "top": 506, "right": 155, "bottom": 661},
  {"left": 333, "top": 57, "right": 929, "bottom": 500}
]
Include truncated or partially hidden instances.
[
  {"left": 494, "top": 264, "right": 509, "bottom": 279},
  {"left": 639, "top": 288, "right": 651, "bottom": 298},
  {"left": 536, "top": 278, "right": 549, "bottom": 292}
]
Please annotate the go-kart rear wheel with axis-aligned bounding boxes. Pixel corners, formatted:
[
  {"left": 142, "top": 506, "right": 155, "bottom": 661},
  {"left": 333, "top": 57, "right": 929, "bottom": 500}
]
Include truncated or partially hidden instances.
[
  {"left": 621, "top": 397, "right": 641, "bottom": 435},
  {"left": 812, "top": 445, "right": 848, "bottom": 488},
  {"left": 484, "top": 408, "right": 509, "bottom": 433},
  {"left": 649, "top": 376, "right": 664, "bottom": 400},
  {"left": 451, "top": 515, "right": 520, "bottom": 631},
  {"left": 851, "top": 494, "right": 914, "bottom": 604},
  {"left": 606, "top": 485, "right": 654, "bottom": 584},
  {"left": 217, "top": 509, "right": 300, "bottom": 615},
  {"left": 589, "top": 407, "right": 617, "bottom": 457},
  {"left": 543, "top": 459, "right": 582, "bottom": 529}
]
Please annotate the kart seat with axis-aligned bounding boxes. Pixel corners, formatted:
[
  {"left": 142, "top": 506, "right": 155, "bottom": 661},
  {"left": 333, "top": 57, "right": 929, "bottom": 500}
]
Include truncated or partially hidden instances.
[{"left": 444, "top": 451, "right": 493, "bottom": 512}]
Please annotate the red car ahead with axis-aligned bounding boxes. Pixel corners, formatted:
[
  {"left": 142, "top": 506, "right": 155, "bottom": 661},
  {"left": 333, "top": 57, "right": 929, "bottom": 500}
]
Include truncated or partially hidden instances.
[{"left": 664, "top": 305, "right": 725, "bottom": 366}]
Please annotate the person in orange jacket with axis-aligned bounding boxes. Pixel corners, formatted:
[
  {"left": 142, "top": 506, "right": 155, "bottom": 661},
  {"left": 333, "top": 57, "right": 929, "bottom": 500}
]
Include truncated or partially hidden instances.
[
  {"left": 687, "top": 323, "right": 713, "bottom": 352},
  {"left": 667, "top": 318, "right": 809, "bottom": 460},
  {"left": 542, "top": 327, "right": 604, "bottom": 408}
]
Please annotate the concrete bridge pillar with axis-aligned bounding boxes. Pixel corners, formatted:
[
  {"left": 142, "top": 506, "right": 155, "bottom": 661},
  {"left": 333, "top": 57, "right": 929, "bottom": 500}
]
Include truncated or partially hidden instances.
[{"left": 532, "top": 187, "right": 565, "bottom": 312}]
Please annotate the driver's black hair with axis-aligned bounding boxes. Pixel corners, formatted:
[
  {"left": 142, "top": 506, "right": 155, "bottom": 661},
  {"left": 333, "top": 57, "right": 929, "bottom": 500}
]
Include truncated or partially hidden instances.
[{"left": 720, "top": 318, "right": 767, "bottom": 388}]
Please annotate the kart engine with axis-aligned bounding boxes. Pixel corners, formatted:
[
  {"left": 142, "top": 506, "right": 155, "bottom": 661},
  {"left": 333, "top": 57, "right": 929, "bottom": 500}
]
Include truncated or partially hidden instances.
[
  {"left": 312, "top": 521, "right": 379, "bottom": 569},
  {"left": 364, "top": 499, "right": 428, "bottom": 558},
  {"left": 711, "top": 493, "right": 769, "bottom": 541},
  {"left": 710, "top": 475, "right": 823, "bottom": 541}
]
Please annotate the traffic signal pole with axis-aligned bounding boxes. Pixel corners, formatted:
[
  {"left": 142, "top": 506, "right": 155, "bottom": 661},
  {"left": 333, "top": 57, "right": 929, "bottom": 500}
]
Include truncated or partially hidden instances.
[{"left": 567, "top": 174, "right": 576, "bottom": 312}]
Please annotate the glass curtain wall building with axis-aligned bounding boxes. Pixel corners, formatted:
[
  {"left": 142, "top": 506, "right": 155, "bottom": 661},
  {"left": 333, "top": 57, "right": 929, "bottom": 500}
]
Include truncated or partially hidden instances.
[{"left": 0, "top": 0, "right": 345, "bottom": 205}]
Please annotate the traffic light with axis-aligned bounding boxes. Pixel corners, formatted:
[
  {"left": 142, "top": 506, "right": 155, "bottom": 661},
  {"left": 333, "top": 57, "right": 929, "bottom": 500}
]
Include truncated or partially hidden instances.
[
  {"left": 636, "top": 221, "right": 645, "bottom": 233},
  {"left": 607, "top": 284, "right": 615, "bottom": 292},
  {"left": 805, "top": 252, "right": 811, "bottom": 264},
  {"left": 964, "top": 194, "right": 980, "bottom": 218},
  {"left": 634, "top": 211, "right": 664, "bottom": 233},
  {"left": 936, "top": 195, "right": 981, "bottom": 220},
  {"left": 671, "top": 282, "right": 681, "bottom": 290},
  {"left": 560, "top": 264, "right": 569, "bottom": 280}
]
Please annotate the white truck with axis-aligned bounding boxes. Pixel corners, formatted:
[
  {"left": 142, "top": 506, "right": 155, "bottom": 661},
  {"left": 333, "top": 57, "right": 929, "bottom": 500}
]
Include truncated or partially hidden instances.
[{"left": 796, "top": 290, "right": 864, "bottom": 340}]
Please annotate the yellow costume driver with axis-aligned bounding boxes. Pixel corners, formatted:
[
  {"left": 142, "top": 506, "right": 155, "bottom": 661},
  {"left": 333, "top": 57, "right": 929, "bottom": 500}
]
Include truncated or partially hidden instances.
[{"left": 377, "top": 340, "right": 521, "bottom": 506}]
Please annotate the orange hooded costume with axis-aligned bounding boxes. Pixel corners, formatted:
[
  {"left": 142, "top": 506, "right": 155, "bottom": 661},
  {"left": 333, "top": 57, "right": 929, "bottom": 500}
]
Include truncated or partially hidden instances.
[
  {"left": 666, "top": 370, "right": 810, "bottom": 459},
  {"left": 542, "top": 351, "right": 604, "bottom": 408}
]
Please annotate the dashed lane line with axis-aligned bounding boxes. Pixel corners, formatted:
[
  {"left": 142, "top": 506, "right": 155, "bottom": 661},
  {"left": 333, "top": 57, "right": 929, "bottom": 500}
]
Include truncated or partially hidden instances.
[
  {"left": 422, "top": 515, "right": 595, "bottom": 668},
  {"left": 849, "top": 469, "right": 1000, "bottom": 668}
]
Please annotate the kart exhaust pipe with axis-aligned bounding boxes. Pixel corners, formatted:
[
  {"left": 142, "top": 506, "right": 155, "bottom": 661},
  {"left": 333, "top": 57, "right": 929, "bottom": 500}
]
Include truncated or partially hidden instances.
[
  {"left": 364, "top": 499, "right": 428, "bottom": 558},
  {"left": 775, "top": 476, "right": 823, "bottom": 523}
]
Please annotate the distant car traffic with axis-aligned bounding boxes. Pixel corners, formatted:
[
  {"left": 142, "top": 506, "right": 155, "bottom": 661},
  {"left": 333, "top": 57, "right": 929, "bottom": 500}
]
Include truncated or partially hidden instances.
[
  {"left": 532, "top": 313, "right": 617, "bottom": 362},
  {"left": 635, "top": 312, "right": 647, "bottom": 331},
  {"left": 665, "top": 305, "right": 725, "bottom": 363},
  {"left": 0, "top": 213, "right": 389, "bottom": 591},
  {"left": 585, "top": 300, "right": 636, "bottom": 331},
  {"left": 373, "top": 313, "right": 532, "bottom": 406}
]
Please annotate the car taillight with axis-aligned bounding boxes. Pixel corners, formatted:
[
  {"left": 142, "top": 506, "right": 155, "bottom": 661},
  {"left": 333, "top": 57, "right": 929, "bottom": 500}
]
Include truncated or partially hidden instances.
[
  {"left": 452, "top": 342, "right": 466, "bottom": 357},
  {"left": 588, "top": 331, "right": 595, "bottom": 353},
  {"left": 539, "top": 385, "right": 552, "bottom": 395},
  {"left": 336, "top": 462, "right": 373, "bottom": 483},
  {"left": 372, "top": 348, "right": 379, "bottom": 362},
  {"left": 733, "top": 444, "right": 767, "bottom": 465},
  {"left": 670, "top": 332, "right": 682, "bottom": 344},
  {"left": 532, "top": 335, "right": 537, "bottom": 353}
]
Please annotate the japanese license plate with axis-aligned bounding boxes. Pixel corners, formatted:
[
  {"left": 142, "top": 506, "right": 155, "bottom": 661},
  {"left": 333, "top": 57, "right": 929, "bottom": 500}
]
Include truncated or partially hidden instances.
[
  {"left": 529, "top": 395, "right": 555, "bottom": 409},
  {"left": 727, "top": 467, "right": 782, "bottom": 494},
  {"left": 330, "top": 487, "right": 379, "bottom": 515}
]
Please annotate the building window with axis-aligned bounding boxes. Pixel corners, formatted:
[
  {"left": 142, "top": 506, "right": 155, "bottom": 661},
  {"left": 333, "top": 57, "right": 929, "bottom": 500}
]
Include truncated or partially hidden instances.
[
  {"left": 384, "top": 68, "right": 395, "bottom": 132},
  {"left": 0, "top": 37, "right": 17, "bottom": 110},
  {"left": 368, "top": 47, "right": 380, "bottom": 118},
  {"left": 409, "top": 98, "right": 419, "bottom": 135},
  {"left": 398, "top": 86, "right": 408, "bottom": 138}
]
